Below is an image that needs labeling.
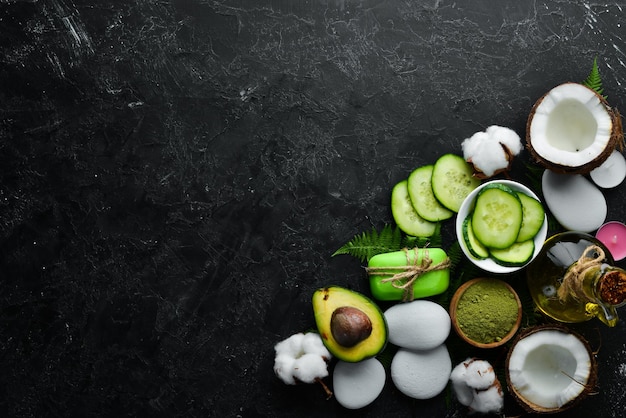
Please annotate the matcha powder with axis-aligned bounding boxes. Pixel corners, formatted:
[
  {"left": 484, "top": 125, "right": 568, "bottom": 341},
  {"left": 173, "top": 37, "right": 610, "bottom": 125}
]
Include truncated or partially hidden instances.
[{"left": 456, "top": 279, "right": 519, "bottom": 344}]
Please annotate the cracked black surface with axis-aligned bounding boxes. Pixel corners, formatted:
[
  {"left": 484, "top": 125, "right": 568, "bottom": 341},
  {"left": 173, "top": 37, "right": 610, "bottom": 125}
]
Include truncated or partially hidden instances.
[{"left": 2, "top": 1, "right": 626, "bottom": 417}]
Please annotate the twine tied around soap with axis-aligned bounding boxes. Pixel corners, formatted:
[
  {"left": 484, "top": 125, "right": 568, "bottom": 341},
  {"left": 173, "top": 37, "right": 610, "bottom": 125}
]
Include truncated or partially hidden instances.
[
  {"left": 366, "top": 247, "right": 451, "bottom": 302},
  {"left": 557, "top": 245, "right": 605, "bottom": 303}
]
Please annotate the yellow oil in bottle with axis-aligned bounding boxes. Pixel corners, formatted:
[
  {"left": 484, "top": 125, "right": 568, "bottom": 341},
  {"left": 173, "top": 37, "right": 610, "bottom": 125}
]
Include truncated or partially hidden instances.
[{"left": 526, "top": 231, "right": 614, "bottom": 323}]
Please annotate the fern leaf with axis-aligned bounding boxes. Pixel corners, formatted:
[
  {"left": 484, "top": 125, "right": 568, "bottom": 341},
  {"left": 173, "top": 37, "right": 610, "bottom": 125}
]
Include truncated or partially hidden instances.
[
  {"left": 427, "top": 223, "right": 443, "bottom": 247},
  {"left": 402, "top": 223, "right": 442, "bottom": 249},
  {"left": 446, "top": 241, "right": 464, "bottom": 273},
  {"left": 332, "top": 224, "right": 404, "bottom": 263},
  {"left": 582, "top": 56, "right": 606, "bottom": 99},
  {"left": 332, "top": 224, "right": 443, "bottom": 263}
]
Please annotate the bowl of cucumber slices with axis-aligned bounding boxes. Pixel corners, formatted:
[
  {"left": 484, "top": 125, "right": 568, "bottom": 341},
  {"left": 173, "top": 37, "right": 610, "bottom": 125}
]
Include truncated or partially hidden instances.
[{"left": 455, "top": 179, "right": 548, "bottom": 274}]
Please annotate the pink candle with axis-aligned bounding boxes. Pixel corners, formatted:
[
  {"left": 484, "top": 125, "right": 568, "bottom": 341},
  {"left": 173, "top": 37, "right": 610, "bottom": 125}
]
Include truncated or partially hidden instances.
[{"left": 596, "top": 221, "right": 626, "bottom": 261}]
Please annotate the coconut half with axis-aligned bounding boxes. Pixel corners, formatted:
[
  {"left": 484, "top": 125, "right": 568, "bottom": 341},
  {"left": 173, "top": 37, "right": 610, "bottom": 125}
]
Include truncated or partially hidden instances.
[
  {"left": 505, "top": 325, "right": 597, "bottom": 414},
  {"left": 527, "top": 82, "right": 624, "bottom": 174}
]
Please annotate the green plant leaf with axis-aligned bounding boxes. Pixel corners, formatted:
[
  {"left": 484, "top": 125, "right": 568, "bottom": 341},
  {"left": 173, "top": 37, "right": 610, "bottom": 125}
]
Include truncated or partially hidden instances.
[
  {"left": 402, "top": 223, "right": 442, "bottom": 249},
  {"left": 332, "top": 224, "right": 442, "bottom": 263},
  {"left": 582, "top": 56, "right": 606, "bottom": 99},
  {"left": 332, "top": 224, "right": 404, "bottom": 263},
  {"left": 445, "top": 241, "right": 465, "bottom": 274}
]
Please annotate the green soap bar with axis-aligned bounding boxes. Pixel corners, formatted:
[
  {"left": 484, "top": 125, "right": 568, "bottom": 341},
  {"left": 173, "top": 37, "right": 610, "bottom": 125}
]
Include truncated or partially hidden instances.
[{"left": 368, "top": 248, "right": 450, "bottom": 301}]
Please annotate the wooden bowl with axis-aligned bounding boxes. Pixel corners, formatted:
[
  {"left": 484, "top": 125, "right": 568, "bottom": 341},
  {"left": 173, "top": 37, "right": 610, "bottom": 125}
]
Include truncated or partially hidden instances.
[{"left": 449, "top": 278, "right": 522, "bottom": 349}]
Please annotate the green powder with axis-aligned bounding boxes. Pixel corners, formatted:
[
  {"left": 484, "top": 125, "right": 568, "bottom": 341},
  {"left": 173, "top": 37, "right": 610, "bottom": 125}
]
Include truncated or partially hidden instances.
[{"left": 456, "top": 279, "right": 519, "bottom": 344}]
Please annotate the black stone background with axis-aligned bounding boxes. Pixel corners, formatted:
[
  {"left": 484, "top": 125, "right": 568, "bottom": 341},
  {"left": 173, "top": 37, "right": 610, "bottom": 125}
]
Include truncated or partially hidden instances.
[{"left": 2, "top": 0, "right": 626, "bottom": 417}]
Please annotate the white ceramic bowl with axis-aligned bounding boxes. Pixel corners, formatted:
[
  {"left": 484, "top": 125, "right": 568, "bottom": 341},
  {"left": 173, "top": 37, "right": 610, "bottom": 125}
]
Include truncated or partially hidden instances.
[{"left": 455, "top": 179, "right": 548, "bottom": 274}]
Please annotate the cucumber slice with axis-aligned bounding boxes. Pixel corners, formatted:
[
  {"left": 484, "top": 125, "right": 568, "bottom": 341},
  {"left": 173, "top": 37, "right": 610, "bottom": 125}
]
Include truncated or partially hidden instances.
[
  {"left": 391, "top": 180, "right": 437, "bottom": 237},
  {"left": 516, "top": 192, "right": 545, "bottom": 242},
  {"left": 407, "top": 165, "right": 454, "bottom": 222},
  {"left": 471, "top": 185, "right": 523, "bottom": 249},
  {"left": 431, "top": 154, "right": 481, "bottom": 212},
  {"left": 462, "top": 215, "right": 489, "bottom": 259},
  {"left": 490, "top": 240, "right": 535, "bottom": 267}
]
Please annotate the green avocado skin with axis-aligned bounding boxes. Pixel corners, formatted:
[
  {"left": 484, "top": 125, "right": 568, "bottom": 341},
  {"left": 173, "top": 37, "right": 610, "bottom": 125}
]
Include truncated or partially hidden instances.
[{"left": 312, "top": 286, "right": 388, "bottom": 363}]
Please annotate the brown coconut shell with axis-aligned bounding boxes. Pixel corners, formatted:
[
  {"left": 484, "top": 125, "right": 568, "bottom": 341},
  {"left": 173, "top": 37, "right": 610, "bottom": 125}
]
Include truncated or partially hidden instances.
[
  {"left": 504, "top": 324, "right": 598, "bottom": 414},
  {"left": 526, "top": 82, "right": 625, "bottom": 175}
]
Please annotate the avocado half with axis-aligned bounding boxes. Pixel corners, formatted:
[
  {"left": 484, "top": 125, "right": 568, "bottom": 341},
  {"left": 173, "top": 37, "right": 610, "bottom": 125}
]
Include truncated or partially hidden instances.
[{"left": 312, "top": 286, "right": 388, "bottom": 363}]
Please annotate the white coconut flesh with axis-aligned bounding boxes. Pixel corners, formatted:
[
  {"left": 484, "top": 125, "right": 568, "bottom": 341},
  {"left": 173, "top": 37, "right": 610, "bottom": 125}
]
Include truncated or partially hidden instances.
[
  {"left": 529, "top": 83, "right": 613, "bottom": 168},
  {"left": 507, "top": 330, "right": 592, "bottom": 410}
]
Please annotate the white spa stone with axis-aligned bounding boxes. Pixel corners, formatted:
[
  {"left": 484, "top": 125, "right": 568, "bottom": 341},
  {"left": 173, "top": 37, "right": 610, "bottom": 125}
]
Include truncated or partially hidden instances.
[
  {"left": 384, "top": 300, "right": 450, "bottom": 350},
  {"left": 590, "top": 150, "right": 626, "bottom": 188},
  {"left": 391, "top": 344, "right": 451, "bottom": 400},
  {"left": 542, "top": 170, "right": 607, "bottom": 233},
  {"left": 333, "top": 358, "right": 386, "bottom": 409}
]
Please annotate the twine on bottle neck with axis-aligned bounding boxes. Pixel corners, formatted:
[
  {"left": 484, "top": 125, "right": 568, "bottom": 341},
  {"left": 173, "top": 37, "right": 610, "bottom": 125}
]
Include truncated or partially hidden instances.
[
  {"left": 366, "top": 247, "right": 450, "bottom": 302},
  {"left": 557, "top": 245, "right": 605, "bottom": 303}
]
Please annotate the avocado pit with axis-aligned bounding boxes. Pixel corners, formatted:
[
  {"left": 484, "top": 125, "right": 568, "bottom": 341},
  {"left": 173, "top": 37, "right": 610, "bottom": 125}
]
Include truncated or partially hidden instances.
[
  {"left": 312, "top": 286, "right": 387, "bottom": 362},
  {"left": 331, "top": 306, "right": 372, "bottom": 347}
]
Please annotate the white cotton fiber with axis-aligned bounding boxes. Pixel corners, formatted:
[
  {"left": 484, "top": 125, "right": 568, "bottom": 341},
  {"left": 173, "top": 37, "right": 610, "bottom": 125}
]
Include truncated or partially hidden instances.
[
  {"left": 273, "top": 332, "right": 331, "bottom": 385},
  {"left": 292, "top": 353, "right": 329, "bottom": 383},
  {"left": 464, "top": 359, "right": 496, "bottom": 390},
  {"left": 470, "top": 384, "right": 504, "bottom": 414},
  {"left": 301, "top": 332, "right": 331, "bottom": 359}
]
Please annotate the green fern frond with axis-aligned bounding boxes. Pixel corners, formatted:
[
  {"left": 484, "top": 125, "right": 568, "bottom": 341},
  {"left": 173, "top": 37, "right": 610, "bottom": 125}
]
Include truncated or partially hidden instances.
[
  {"left": 332, "top": 224, "right": 443, "bottom": 263},
  {"left": 582, "top": 56, "right": 606, "bottom": 99},
  {"left": 446, "top": 241, "right": 464, "bottom": 273},
  {"left": 332, "top": 224, "right": 404, "bottom": 263},
  {"left": 402, "top": 223, "right": 442, "bottom": 249},
  {"left": 426, "top": 223, "right": 443, "bottom": 247}
]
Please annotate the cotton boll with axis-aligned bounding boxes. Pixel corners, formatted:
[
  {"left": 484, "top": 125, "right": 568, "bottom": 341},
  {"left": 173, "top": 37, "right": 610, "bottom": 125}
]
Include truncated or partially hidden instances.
[
  {"left": 450, "top": 359, "right": 476, "bottom": 406},
  {"left": 465, "top": 360, "right": 496, "bottom": 390},
  {"left": 470, "top": 384, "right": 504, "bottom": 414},
  {"left": 301, "top": 332, "right": 331, "bottom": 360},
  {"left": 486, "top": 125, "right": 522, "bottom": 155},
  {"left": 462, "top": 131, "right": 489, "bottom": 160},
  {"left": 463, "top": 125, "right": 522, "bottom": 178},
  {"left": 468, "top": 140, "right": 509, "bottom": 177},
  {"left": 274, "top": 354, "right": 297, "bottom": 385},
  {"left": 273, "top": 332, "right": 331, "bottom": 386},
  {"left": 293, "top": 353, "right": 330, "bottom": 383},
  {"left": 275, "top": 332, "right": 305, "bottom": 357},
  {"left": 450, "top": 359, "right": 469, "bottom": 384},
  {"left": 450, "top": 359, "right": 503, "bottom": 412},
  {"left": 451, "top": 380, "right": 474, "bottom": 406}
]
